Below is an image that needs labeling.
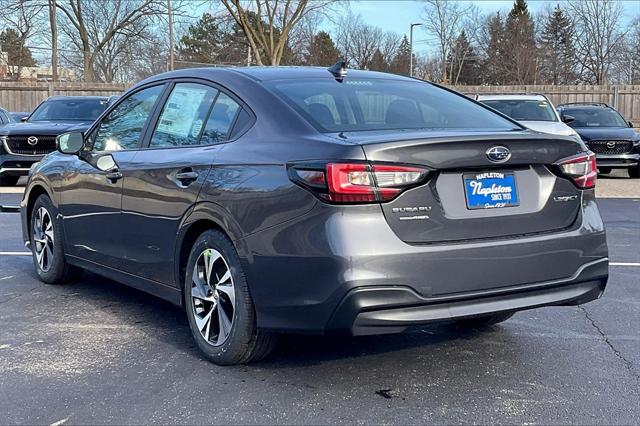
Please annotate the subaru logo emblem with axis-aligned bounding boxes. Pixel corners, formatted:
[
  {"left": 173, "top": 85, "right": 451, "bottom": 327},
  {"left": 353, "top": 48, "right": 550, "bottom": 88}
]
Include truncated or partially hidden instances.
[
  {"left": 606, "top": 141, "right": 616, "bottom": 149},
  {"left": 27, "top": 136, "right": 38, "bottom": 146},
  {"left": 486, "top": 146, "right": 511, "bottom": 163}
]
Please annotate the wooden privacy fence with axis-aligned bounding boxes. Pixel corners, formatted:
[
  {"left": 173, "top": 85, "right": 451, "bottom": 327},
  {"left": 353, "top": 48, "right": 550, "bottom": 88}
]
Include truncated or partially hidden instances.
[
  {"left": 0, "top": 82, "right": 127, "bottom": 112},
  {"left": 452, "top": 85, "right": 640, "bottom": 123},
  {"left": 0, "top": 81, "right": 639, "bottom": 123}
]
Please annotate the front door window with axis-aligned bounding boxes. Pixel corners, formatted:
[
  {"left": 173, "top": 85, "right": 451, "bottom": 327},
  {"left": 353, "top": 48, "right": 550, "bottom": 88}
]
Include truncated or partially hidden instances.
[{"left": 91, "top": 85, "right": 164, "bottom": 152}]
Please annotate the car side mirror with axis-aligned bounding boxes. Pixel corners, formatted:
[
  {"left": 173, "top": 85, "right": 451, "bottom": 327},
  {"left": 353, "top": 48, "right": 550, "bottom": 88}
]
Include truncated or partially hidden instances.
[
  {"left": 21, "top": 116, "right": 28, "bottom": 122},
  {"left": 628, "top": 121, "right": 634, "bottom": 128},
  {"left": 56, "top": 132, "right": 85, "bottom": 155},
  {"left": 562, "top": 115, "right": 575, "bottom": 124}
]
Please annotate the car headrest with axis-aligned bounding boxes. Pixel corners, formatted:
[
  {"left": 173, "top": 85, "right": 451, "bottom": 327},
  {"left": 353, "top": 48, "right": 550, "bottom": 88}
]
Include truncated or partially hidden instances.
[
  {"left": 385, "top": 99, "right": 422, "bottom": 126},
  {"left": 307, "top": 103, "right": 335, "bottom": 127}
]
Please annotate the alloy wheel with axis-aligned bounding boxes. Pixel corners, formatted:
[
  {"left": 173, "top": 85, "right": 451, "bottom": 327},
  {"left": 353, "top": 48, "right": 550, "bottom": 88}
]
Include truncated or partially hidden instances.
[
  {"left": 33, "top": 207, "right": 54, "bottom": 272},
  {"left": 191, "top": 248, "right": 236, "bottom": 346}
]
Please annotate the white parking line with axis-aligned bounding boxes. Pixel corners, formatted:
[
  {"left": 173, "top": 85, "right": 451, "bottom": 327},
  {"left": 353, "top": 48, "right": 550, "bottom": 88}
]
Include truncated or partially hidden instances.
[
  {"left": 49, "top": 417, "right": 69, "bottom": 426},
  {"left": 610, "top": 262, "right": 640, "bottom": 267}
]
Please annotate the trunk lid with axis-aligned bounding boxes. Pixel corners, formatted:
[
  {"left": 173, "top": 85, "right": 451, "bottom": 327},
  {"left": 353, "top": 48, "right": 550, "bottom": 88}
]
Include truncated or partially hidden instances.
[{"left": 348, "top": 130, "right": 585, "bottom": 243}]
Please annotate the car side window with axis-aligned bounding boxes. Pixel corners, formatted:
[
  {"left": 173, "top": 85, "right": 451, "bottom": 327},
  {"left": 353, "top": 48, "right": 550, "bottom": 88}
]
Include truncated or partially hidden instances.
[
  {"left": 200, "top": 93, "right": 241, "bottom": 145},
  {"left": 229, "top": 108, "right": 253, "bottom": 139},
  {"left": 91, "top": 85, "right": 164, "bottom": 152},
  {"left": 149, "top": 83, "right": 218, "bottom": 148}
]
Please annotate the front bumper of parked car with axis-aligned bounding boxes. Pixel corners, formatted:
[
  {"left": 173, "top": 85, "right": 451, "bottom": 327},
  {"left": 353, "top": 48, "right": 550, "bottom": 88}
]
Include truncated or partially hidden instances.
[
  {"left": 593, "top": 153, "right": 640, "bottom": 168},
  {"left": 0, "top": 152, "right": 43, "bottom": 177}
]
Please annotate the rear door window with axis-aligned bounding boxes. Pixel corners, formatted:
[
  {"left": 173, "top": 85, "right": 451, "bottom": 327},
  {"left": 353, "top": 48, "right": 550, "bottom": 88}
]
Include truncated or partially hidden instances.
[
  {"left": 149, "top": 83, "right": 218, "bottom": 148},
  {"left": 200, "top": 93, "right": 241, "bottom": 144}
]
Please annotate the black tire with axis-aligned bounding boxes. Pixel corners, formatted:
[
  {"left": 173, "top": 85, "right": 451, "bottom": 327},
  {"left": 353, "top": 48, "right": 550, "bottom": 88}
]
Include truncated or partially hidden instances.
[
  {"left": 598, "top": 167, "right": 612, "bottom": 175},
  {"left": 0, "top": 174, "right": 19, "bottom": 186},
  {"left": 30, "top": 194, "right": 81, "bottom": 284},
  {"left": 453, "top": 312, "right": 515, "bottom": 329},
  {"left": 628, "top": 165, "right": 640, "bottom": 179},
  {"left": 184, "top": 229, "right": 277, "bottom": 365}
]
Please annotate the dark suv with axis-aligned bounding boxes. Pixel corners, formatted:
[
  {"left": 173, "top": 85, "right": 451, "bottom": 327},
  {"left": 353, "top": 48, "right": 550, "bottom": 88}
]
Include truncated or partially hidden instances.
[
  {"left": 0, "top": 96, "right": 110, "bottom": 186},
  {"left": 557, "top": 103, "right": 640, "bottom": 178}
]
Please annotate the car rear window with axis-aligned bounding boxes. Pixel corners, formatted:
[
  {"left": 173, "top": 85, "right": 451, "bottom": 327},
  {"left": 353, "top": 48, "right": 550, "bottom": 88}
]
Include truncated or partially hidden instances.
[{"left": 267, "top": 78, "right": 519, "bottom": 133}]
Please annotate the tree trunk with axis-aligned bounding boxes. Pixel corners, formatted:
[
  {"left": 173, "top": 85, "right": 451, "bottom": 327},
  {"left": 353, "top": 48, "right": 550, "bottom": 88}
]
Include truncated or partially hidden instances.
[
  {"left": 83, "top": 45, "right": 92, "bottom": 81},
  {"left": 49, "top": 0, "right": 58, "bottom": 82}
]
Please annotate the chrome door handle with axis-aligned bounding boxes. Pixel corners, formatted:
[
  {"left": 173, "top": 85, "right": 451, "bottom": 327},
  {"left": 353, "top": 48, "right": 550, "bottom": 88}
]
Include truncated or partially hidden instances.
[
  {"left": 175, "top": 170, "right": 199, "bottom": 186},
  {"left": 106, "top": 171, "right": 123, "bottom": 182}
]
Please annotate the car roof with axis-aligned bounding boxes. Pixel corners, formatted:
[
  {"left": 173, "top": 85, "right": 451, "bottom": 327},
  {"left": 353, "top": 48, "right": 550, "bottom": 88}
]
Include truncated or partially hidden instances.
[
  {"left": 230, "top": 66, "right": 412, "bottom": 81},
  {"left": 477, "top": 94, "right": 549, "bottom": 101},
  {"left": 46, "top": 95, "right": 110, "bottom": 101},
  {"left": 557, "top": 103, "right": 611, "bottom": 110},
  {"left": 137, "top": 66, "right": 414, "bottom": 87}
]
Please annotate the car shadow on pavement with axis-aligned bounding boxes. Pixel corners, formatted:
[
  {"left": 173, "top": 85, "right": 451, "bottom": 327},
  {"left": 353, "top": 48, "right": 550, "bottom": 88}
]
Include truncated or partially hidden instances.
[
  {"left": 51, "top": 269, "right": 493, "bottom": 367},
  {"left": 262, "top": 326, "right": 488, "bottom": 366}
]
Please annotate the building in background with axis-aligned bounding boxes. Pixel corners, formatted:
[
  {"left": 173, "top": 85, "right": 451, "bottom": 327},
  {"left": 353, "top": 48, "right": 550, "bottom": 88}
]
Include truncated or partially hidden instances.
[{"left": 0, "top": 51, "right": 76, "bottom": 81}]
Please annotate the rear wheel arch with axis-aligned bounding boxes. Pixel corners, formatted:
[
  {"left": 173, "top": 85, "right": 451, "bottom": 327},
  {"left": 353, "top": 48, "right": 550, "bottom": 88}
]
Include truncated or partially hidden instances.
[{"left": 175, "top": 217, "right": 246, "bottom": 294}]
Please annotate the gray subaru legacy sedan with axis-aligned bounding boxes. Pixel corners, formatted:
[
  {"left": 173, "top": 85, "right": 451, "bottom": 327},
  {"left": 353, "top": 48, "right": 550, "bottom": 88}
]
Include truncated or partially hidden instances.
[{"left": 20, "top": 65, "right": 608, "bottom": 365}]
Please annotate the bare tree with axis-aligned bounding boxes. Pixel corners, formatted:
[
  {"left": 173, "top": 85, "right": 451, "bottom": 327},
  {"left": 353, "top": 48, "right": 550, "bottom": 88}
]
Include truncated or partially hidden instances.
[
  {"left": 413, "top": 52, "right": 440, "bottom": 81},
  {"left": 332, "top": 11, "right": 400, "bottom": 70},
  {"left": 421, "top": 0, "right": 472, "bottom": 83},
  {"left": 567, "top": 0, "right": 627, "bottom": 84},
  {"left": 55, "top": 0, "right": 165, "bottom": 81},
  {"left": 444, "top": 4, "right": 481, "bottom": 85},
  {"left": 0, "top": 0, "right": 45, "bottom": 79},
  {"left": 220, "top": 0, "right": 334, "bottom": 66},
  {"left": 379, "top": 31, "right": 401, "bottom": 66},
  {"left": 610, "top": 16, "right": 640, "bottom": 84},
  {"left": 349, "top": 22, "right": 383, "bottom": 69},
  {"left": 333, "top": 9, "right": 360, "bottom": 65},
  {"left": 285, "top": 9, "right": 322, "bottom": 64}
]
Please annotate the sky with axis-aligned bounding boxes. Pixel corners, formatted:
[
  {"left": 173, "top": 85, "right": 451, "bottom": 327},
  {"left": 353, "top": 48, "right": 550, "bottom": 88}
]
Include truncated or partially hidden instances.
[{"left": 342, "top": 0, "right": 640, "bottom": 56}]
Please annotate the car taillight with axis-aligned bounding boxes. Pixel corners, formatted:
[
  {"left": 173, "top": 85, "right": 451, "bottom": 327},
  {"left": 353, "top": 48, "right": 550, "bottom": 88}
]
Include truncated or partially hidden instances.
[
  {"left": 557, "top": 151, "right": 597, "bottom": 189},
  {"left": 290, "top": 162, "right": 429, "bottom": 204}
]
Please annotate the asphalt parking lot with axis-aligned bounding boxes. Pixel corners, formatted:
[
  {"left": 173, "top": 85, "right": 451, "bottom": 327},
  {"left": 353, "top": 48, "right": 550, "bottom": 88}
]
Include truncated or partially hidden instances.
[{"left": 1, "top": 174, "right": 639, "bottom": 424}]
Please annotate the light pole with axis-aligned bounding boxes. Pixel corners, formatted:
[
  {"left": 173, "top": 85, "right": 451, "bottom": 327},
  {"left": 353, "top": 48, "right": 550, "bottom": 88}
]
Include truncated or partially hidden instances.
[
  {"left": 167, "top": 0, "right": 174, "bottom": 71},
  {"left": 409, "top": 23, "right": 422, "bottom": 77}
]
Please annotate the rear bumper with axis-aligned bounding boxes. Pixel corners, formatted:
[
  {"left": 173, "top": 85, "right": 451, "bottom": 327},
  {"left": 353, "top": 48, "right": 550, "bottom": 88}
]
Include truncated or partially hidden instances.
[
  {"left": 595, "top": 153, "right": 639, "bottom": 168},
  {"left": 242, "top": 192, "right": 608, "bottom": 334},
  {"left": 327, "top": 258, "right": 607, "bottom": 335}
]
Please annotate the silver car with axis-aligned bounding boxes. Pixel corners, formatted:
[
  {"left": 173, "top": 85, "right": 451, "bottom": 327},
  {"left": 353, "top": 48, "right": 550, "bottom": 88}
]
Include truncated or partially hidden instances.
[{"left": 477, "top": 94, "right": 580, "bottom": 139}]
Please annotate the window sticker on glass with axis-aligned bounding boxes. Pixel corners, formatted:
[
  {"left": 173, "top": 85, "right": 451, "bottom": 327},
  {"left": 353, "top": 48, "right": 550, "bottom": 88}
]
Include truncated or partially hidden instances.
[
  {"left": 156, "top": 86, "right": 209, "bottom": 138},
  {"left": 191, "top": 119, "right": 204, "bottom": 138}
]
